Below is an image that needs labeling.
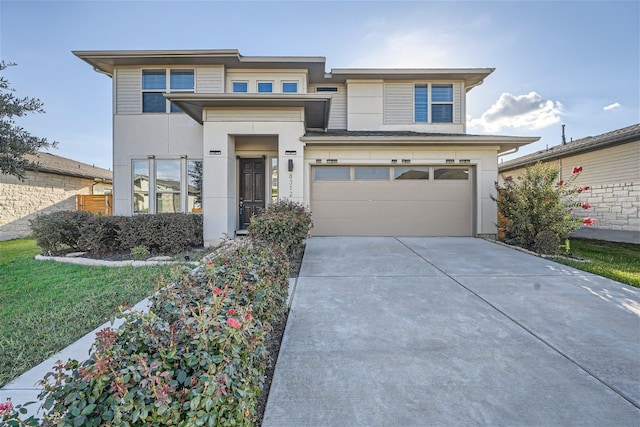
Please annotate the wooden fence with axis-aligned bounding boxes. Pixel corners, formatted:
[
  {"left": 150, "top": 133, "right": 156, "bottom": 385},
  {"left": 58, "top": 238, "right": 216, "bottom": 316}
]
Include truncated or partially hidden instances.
[{"left": 77, "top": 194, "right": 112, "bottom": 215}]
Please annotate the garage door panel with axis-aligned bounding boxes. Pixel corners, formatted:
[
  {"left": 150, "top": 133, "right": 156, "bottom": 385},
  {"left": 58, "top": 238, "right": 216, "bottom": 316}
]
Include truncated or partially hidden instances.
[
  {"left": 311, "top": 166, "right": 474, "bottom": 236},
  {"left": 313, "top": 182, "right": 470, "bottom": 202},
  {"left": 312, "top": 200, "right": 472, "bottom": 236}
]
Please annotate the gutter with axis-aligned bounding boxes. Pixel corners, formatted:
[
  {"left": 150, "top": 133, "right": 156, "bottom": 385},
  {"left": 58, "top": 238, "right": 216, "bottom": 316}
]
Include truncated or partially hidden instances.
[{"left": 93, "top": 66, "right": 113, "bottom": 78}]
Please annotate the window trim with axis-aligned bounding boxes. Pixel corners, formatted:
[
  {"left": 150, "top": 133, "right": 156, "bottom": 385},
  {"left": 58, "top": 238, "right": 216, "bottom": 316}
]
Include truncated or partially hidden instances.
[
  {"left": 132, "top": 157, "right": 203, "bottom": 214},
  {"left": 282, "top": 81, "right": 298, "bottom": 93},
  {"left": 232, "top": 81, "right": 249, "bottom": 93},
  {"left": 257, "top": 81, "right": 273, "bottom": 93},
  {"left": 142, "top": 69, "right": 194, "bottom": 114},
  {"left": 413, "top": 83, "right": 454, "bottom": 124},
  {"left": 316, "top": 86, "right": 339, "bottom": 93}
]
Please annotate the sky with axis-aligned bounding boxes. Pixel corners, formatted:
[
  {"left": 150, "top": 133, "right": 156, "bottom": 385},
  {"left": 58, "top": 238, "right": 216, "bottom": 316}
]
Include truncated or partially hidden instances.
[{"left": 1, "top": 0, "right": 638, "bottom": 170}]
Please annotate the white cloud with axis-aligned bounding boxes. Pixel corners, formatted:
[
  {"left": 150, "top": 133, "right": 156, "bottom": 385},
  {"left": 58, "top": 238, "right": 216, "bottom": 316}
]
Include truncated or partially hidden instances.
[
  {"left": 468, "top": 92, "right": 563, "bottom": 133},
  {"left": 603, "top": 102, "right": 621, "bottom": 111}
]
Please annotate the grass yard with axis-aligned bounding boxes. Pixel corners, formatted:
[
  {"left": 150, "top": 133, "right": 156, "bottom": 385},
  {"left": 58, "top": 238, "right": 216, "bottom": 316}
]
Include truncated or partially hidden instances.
[
  {"left": 0, "top": 239, "right": 172, "bottom": 387},
  {"left": 552, "top": 238, "right": 640, "bottom": 287}
]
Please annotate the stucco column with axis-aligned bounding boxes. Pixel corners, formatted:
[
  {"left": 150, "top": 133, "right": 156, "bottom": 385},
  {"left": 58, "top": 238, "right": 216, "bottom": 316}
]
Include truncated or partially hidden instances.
[{"left": 202, "top": 123, "right": 236, "bottom": 245}]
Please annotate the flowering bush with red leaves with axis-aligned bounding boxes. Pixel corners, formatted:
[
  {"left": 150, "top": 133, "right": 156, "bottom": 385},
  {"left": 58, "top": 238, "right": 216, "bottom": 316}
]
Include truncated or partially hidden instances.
[
  {"left": 5, "top": 237, "right": 291, "bottom": 426},
  {"left": 494, "top": 162, "right": 596, "bottom": 251},
  {"left": 248, "top": 199, "right": 313, "bottom": 260}
]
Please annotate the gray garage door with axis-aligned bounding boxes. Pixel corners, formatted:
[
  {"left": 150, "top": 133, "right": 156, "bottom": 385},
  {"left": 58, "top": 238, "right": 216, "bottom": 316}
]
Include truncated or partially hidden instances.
[{"left": 311, "top": 165, "right": 474, "bottom": 236}]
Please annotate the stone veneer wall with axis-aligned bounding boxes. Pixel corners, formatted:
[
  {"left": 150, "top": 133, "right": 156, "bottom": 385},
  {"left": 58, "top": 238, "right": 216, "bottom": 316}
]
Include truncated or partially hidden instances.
[
  {"left": 0, "top": 170, "right": 108, "bottom": 241},
  {"left": 574, "top": 182, "right": 639, "bottom": 232}
]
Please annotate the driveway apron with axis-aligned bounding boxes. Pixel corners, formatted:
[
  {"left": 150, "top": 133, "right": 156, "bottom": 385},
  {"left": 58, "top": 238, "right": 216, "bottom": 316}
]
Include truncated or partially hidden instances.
[{"left": 263, "top": 237, "right": 640, "bottom": 426}]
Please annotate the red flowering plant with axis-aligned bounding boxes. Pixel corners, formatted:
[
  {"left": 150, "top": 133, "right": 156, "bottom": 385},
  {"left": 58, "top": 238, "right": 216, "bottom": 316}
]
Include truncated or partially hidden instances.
[
  {"left": 493, "top": 162, "right": 596, "bottom": 252},
  {"left": 29, "top": 237, "right": 290, "bottom": 426}
]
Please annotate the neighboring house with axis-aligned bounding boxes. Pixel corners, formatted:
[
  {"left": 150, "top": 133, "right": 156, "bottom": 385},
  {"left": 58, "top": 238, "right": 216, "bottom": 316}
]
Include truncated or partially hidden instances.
[
  {"left": 0, "top": 152, "right": 113, "bottom": 241},
  {"left": 499, "top": 123, "right": 640, "bottom": 243},
  {"left": 74, "top": 49, "right": 538, "bottom": 245}
]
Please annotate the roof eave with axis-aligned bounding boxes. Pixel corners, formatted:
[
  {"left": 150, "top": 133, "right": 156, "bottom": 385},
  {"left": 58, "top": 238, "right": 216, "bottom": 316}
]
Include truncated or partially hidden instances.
[{"left": 164, "top": 93, "right": 332, "bottom": 129}]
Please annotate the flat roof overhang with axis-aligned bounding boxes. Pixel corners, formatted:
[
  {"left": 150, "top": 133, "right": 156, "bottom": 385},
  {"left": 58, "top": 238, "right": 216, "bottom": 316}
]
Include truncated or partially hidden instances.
[
  {"left": 73, "top": 50, "right": 493, "bottom": 88},
  {"left": 72, "top": 49, "right": 328, "bottom": 81},
  {"left": 165, "top": 93, "right": 332, "bottom": 129},
  {"left": 301, "top": 133, "right": 539, "bottom": 154},
  {"left": 325, "top": 68, "right": 495, "bottom": 91}
]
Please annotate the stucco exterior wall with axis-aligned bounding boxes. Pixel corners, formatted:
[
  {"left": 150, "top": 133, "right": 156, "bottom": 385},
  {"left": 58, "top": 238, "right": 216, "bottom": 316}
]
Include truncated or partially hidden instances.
[
  {"left": 112, "top": 114, "right": 203, "bottom": 215},
  {"left": 498, "top": 142, "right": 640, "bottom": 232},
  {"left": 0, "top": 171, "right": 109, "bottom": 241},
  {"left": 202, "top": 109, "right": 306, "bottom": 244}
]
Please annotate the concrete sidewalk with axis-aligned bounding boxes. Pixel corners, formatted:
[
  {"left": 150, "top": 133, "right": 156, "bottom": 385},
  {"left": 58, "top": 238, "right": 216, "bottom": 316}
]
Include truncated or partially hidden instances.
[
  {"left": 263, "top": 237, "right": 640, "bottom": 426},
  {"left": 0, "top": 298, "right": 152, "bottom": 418}
]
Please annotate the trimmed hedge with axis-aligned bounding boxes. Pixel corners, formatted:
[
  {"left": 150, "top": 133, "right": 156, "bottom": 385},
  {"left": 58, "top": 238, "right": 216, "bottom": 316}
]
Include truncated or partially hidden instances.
[
  {"left": 248, "top": 200, "right": 312, "bottom": 260},
  {"left": 31, "top": 212, "right": 203, "bottom": 256},
  {"left": 29, "top": 211, "right": 95, "bottom": 253}
]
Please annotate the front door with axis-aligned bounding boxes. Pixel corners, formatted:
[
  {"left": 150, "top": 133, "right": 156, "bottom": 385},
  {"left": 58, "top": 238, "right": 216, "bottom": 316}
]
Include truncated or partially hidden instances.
[{"left": 239, "top": 158, "right": 265, "bottom": 229}]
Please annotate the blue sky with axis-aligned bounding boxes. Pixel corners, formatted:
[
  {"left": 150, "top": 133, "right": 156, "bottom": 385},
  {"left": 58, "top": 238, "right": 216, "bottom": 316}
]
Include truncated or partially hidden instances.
[{"left": 1, "top": 0, "right": 638, "bottom": 170}]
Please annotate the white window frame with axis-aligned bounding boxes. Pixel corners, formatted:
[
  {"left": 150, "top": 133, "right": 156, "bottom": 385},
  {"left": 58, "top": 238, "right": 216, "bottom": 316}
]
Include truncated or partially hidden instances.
[
  {"left": 282, "top": 81, "right": 298, "bottom": 93},
  {"left": 232, "top": 81, "right": 249, "bottom": 93},
  {"left": 257, "top": 81, "right": 274, "bottom": 93},
  {"left": 142, "top": 69, "right": 194, "bottom": 114},
  {"left": 413, "top": 83, "right": 454, "bottom": 124},
  {"left": 132, "top": 157, "right": 203, "bottom": 214}
]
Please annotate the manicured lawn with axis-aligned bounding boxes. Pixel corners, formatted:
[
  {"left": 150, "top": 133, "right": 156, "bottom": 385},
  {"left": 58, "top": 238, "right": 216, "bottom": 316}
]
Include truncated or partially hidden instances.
[
  {"left": 552, "top": 238, "right": 640, "bottom": 287},
  {"left": 0, "top": 239, "right": 172, "bottom": 387}
]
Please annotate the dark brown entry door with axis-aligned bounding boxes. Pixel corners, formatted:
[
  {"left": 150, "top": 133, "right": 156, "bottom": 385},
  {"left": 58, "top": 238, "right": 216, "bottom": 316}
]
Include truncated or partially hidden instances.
[{"left": 239, "top": 158, "right": 265, "bottom": 229}]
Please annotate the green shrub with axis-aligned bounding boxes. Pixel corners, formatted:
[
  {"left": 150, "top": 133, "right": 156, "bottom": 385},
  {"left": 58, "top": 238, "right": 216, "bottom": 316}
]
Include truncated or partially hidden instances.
[
  {"left": 119, "top": 213, "right": 203, "bottom": 254},
  {"left": 493, "top": 163, "right": 596, "bottom": 250},
  {"left": 29, "top": 210, "right": 95, "bottom": 254},
  {"left": 130, "top": 245, "right": 150, "bottom": 260},
  {"left": 533, "top": 230, "right": 560, "bottom": 255},
  {"left": 78, "top": 215, "right": 124, "bottom": 254},
  {"left": 248, "top": 200, "right": 312, "bottom": 260},
  {"left": 26, "top": 238, "right": 289, "bottom": 426}
]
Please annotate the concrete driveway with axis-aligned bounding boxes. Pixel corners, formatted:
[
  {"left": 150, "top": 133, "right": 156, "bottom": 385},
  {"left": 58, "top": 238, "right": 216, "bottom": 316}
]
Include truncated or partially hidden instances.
[{"left": 263, "top": 237, "right": 640, "bottom": 426}]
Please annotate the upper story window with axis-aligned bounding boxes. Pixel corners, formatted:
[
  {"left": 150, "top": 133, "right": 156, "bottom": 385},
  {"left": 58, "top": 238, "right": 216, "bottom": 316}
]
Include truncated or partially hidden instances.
[
  {"left": 414, "top": 84, "right": 428, "bottom": 122},
  {"left": 316, "top": 87, "right": 338, "bottom": 93},
  {"left": 282, "top": 82, "right": 298, "bottom": 93},
  {"left": 142, "top": 70, "right": 167, "bottom": 113},
  {"left": 414, "top": 83, "right": 453, "bottom": 123},
  {"left": 169, "top": 70, "right": 195, "bottom": 113},
  {"left": 232, "top": 81, "right": 248, "bottom": 93},
  {"left": 431, "top": 84, "right": 453, "bottom": 123},
  {"left": 258, "top": 82, "right": 273, "bottom": 93},
  {"left": 142, "top": 69, "right": 194, "bottom": 113}
]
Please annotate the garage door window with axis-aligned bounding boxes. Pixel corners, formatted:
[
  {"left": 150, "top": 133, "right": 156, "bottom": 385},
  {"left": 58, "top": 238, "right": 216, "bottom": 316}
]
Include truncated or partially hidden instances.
[
  {"left": 354, "top": 167, "right": 390, "bottom": 180},
  {"left": 434, "top": 168, "right": 469, "bottom": 180},
  {"left": 394, "top": 167, "right": 429, "bottom": 180},
  {"left": 314, "top": 167, "right": 350, "bottom": 181}
]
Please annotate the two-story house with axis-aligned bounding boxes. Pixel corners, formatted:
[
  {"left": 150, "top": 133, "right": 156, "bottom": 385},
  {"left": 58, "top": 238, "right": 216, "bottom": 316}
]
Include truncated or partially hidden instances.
[{"left": 74, "top": 49, "right": 538, "bottom": 245}]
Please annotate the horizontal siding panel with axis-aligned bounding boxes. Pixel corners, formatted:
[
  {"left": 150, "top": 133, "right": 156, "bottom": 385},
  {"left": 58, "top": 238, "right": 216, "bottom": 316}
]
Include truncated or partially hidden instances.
[
  {"left": 205, "top": 108, "right": 302, "bottom": 122},
  {"left": 196, "top": 66, "right": 224, "bottom": 93},
  {"left": 500, "top": 142, "right": 639, "bottom": 186},
  {"left": 384, "top": 82, "right": 413, "bottom": 125},
  {"left": 329, "top": 86, "right": 347, "bottom": 129},
  {"left": 116, "top": 69, "right": 141, "bottom": 114},
  {"left": 453, "top": 82, "right": 462, "bottom": 124},
  {"left": 559, "top": 141, "right": 640, "bottom": 185}
]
